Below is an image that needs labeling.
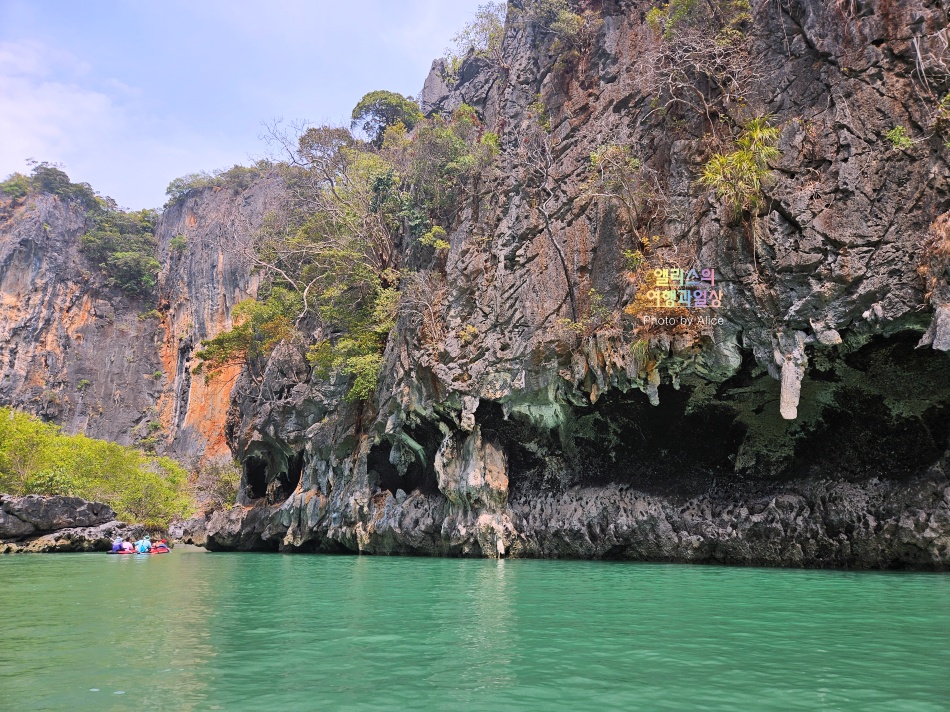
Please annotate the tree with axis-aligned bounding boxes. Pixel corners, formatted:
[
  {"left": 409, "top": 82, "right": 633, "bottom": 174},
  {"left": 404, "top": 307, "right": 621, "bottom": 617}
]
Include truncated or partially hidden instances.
[
  {"left": 443, "top": 2, "right": 507, "bottom": 77},
  {"left": 351, "top": 90, "right": 423, "bottom": 147}
]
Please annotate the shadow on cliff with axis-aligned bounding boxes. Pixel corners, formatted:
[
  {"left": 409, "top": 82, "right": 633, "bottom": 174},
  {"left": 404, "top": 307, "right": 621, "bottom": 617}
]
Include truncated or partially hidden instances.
[{"left": 488, "top": 332, "right": 950, "bottom": 499}]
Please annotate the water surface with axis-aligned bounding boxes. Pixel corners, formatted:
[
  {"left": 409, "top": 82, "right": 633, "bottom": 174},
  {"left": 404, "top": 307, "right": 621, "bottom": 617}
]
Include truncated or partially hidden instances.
[{"left": 1, "top": 550, "right": 948, "bottom": 711}]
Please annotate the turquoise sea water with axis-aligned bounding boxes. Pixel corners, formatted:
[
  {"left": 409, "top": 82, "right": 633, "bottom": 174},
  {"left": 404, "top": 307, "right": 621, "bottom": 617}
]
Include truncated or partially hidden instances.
[{"left": 0, "top": 550, "right": 948, "bottom": 711}]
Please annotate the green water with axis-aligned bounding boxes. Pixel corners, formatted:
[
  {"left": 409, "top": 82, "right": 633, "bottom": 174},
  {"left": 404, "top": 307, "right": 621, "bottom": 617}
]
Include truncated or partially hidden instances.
[{"left": 1, "top": 551, "right": 948, "bottom": 711}]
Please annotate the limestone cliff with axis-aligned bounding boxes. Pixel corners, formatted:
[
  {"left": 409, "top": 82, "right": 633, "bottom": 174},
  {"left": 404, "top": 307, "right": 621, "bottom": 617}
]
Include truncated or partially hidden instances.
[
  {"left": 0, "top": 173, "right": 284, "bottom": 465},
  {"left": 3, "top": 0, "right": 950, "bottom": 568},
  {"left": 200, "top": 0, "right": 950, "bottom": 568}
]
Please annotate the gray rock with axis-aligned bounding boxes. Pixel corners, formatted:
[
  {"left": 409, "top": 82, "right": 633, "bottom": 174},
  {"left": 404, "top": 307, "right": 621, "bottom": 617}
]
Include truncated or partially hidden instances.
[{"left": 0, "top": 494, "right": 115, "bottom": 538}]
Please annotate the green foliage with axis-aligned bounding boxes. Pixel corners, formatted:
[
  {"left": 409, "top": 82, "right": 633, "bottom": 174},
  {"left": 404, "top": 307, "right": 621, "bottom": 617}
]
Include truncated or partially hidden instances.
[
  {"left": 517, "top": 0, "right": 584, "bottom": 40},
  {"left": 351, "top": 90, "right": 423, "bottom": 147},
  {"left": 227, "top": 98, "right": 497, "bottom": 401},
  {"left": 0, "top": 407, "right": 193, "bottom": 527},
  {"left": 458, "top": 324, "right": 479, "bottom": 345},
  {"left": 76, "top": 379, "right": 91, "bottom": 392},
  {"left": 443, "top": 2, "right": 507, "bottom": 78},
  {"left": 1, "top": 163, "right": 99, "bottom": 208},
  {"left": 152, "top": 370, "right": 163, "bottom": 380},
  {"left": 23, "top": 466, "right": 82, "bottom": 497},
  {"left": 647, "top": 0, "right": 750, "bottom": 40},
  {"left": 420, "top": 225, "right": 450, "bottom": 251},
  {"left": 80, "top": 208, "right": 160, "bottom": 297},
  {"left": 191, "top": 460, "right": 241, "bottom": 510},
  {"left": 170, "top": 234, "right": 188, "bottom": 251},
  {"left": 623, "top": 249, "right": 645, "bottom": 271},
  {"left": 28, "top": 162, "right": 99, "bottom": 208},
  {"left": 699, "top": 115, "right": 781, "bottom": 222},
  {"left": 138, "top": 309, "right": 162, "bottom": 321},
  {"left": 885, "top": 125, "right": 914, "bottom": 150},
  {"left": 306, "top": 282, "right": 398, "bottom": 403},
  {"left": 528, "top": 95, "right": 551, "bottom": 132},
  {"left": 0, "top": 173, "right": 30, "bottom": 200},
  {"left": 165, "top": 161, "right": 274, "bottom": 206},
  {"left": 195, "top": 288, "right": 300, "bottom": 378},
  {"left": 399, "top": 104, "right": 497, "bottom": 223}
]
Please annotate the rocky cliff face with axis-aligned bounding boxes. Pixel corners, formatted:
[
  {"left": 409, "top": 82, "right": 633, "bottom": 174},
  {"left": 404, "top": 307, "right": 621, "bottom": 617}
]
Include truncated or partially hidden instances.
[
  {"left": 0, "top": 494, "right": 145, "bottom": 553},
  {"left": 3, "top": 1, "right": 949, "bottom": 568},
  {"left": 0, "top": 174, "right": 284, "bottom": 465},
  {"left": 198, "top": 0, "right": 950, "bottom": 568}
]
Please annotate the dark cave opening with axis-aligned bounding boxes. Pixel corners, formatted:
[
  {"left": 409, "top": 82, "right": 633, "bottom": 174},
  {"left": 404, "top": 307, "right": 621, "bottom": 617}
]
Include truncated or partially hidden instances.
[
  {"left": 496, "top": 333, "right": 950, "bottom": 496},
  {"left": 244, "top": 455, "right": 268, "bottom": 500},
  {"left": 368, "top": 424, "right": 442, "bottom": 498},
  {"left": 564, "top": 386, "right": 748, "bottom": 494},
  {"left": 786, "top": 333, "right": 950, "bottom": 481}
]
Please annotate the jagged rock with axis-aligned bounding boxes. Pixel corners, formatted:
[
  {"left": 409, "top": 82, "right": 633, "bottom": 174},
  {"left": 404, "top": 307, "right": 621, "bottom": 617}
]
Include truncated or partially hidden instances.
[
  {"left": 434, "top": 426, "right": 509, "bottom": 511},
  {"left": 3, "top": 0, "right": 950, "bottom": 567},
  {"left": 0, "top": 494, "right": 144, "bottom": 552},
  {"left": 419, "top": 59, "right": 452, "bottom": 115},
  {"left": 1, "top": 520, "right": 147, "bottom": 553},
  {"left": 206, "top": 0, "right": 950, "bottom": 567},
  {"left": 0, "top": 494, "right": 116, "bottom": 538},
  {"left": 0, "top": 174, "right": 284, "bottom": 465}
]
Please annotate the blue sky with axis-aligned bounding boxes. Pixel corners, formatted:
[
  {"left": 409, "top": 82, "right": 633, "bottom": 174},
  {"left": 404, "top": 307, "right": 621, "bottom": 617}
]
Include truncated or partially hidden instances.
[{"left": 0, "top": 0, "right": 485, "bottom": 209}]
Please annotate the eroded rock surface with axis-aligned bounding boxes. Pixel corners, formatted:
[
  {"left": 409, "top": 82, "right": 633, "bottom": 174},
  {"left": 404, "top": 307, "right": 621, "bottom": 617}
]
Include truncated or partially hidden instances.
[
  {"left": 0, "top": 174, "right": 284, "bottom": 465},
  {"left": 0, "top": 494, "right": 145, "bottom": 553},
  {"left": 2, "top": 1, "right": 949, "bottom": 567},
  {"left": 213, "top": 0, "right": 950, "bottom": 567}
]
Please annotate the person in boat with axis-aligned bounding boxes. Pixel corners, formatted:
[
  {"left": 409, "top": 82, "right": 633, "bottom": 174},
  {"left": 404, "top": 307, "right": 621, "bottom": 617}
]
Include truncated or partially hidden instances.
[
  {"left": 151, "top": 538, "right": 170, "bottom": 552},
  {"left": 111, "top": 537, "right": 123, "bottom": 553},
  {"left": 135, "top": 536, "right": 151, "bottom": 553},
  {"left": 121, "top": 537, "right": 134, "bottom": 552}
]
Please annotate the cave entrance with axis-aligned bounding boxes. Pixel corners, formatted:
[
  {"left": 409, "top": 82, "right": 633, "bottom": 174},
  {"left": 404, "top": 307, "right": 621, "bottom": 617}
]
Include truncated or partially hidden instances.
[
  {"left": 271, "top": 451, "right": 303, "bottom": 502},
  {"left": 368, "top": 429, "right": 441, "bottom": 498},
  {"left": 500, "top": 332, "right": 950, "bottom": 496},
  {"left": 244, "top": 455, "right": 268, "bottom": 500},
  {"left": 560, "top": 386, "right": 746, "bottom": 495}
]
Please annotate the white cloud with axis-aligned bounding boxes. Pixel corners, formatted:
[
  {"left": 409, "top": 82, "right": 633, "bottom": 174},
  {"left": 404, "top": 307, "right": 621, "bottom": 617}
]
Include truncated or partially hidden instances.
[
  {"left": 0, "top": 3, "right": 488, "bottom": 207},
  {"left": 0, "top": 40, "right": 119, "bottom": 176},
  {"left": 0, "top": 39, "right": 245, "bottom": 208}
]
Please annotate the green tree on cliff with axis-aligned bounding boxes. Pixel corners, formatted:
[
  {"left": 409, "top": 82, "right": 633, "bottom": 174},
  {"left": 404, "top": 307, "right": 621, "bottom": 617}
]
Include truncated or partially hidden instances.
[
  {"left": 197, "top": 105, "right": 498, "bottom": 402},
  {"left": 351, "top": 90, "right": 423, "bottom": 147}
]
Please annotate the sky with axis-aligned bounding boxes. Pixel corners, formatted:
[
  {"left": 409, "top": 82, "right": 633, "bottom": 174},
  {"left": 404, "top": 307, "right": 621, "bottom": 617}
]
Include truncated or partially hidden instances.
[{"left": 0, "top": 0, "right": 485, "bottom": 209}]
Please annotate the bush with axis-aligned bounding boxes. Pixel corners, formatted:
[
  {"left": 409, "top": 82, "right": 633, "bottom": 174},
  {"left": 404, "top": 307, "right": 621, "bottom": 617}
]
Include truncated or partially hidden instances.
[
  {"left": 191, "top": 461, "right": 241, "bottom": 510},
  {"left": 443, "top": 2, "right": 507, "bottom": 78},
  {"left": 1, "top": 163, "right": 99, "bottom": 208},
  {"left": 0, "top": 173, "right": 30, "bottom": 200},
  {"left": 351, "top": 90, "right": 423, "bottom": 147},
  {"left": 0, "top": 407, "right": 193, "bottom": 527},
  {"left": 80, "top": 208, "right": 160, "bottom": 297},
  {"left": 885, "top": 125, "right": 914, "bottom": 150},
  {"left": 699, "top": 115, "right": 780, "bottom": 222},
  {"left": 170, "top": 234, "right": 188, "bottom": 252},
  {"left": 194, "top": 288, "right": 301, "bottom": 379},
  {"left": 164, "top": 161, "right": 274, "bottom": 206}
]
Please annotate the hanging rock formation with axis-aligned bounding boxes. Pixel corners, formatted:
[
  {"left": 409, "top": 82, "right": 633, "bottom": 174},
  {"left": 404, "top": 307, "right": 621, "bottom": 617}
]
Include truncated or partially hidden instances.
[
  {"left": 181, "top": 0, "right": 950, "bottom": 567},
  {"left": 4, "top": 1, "right": 950, "bottom": 567}
]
